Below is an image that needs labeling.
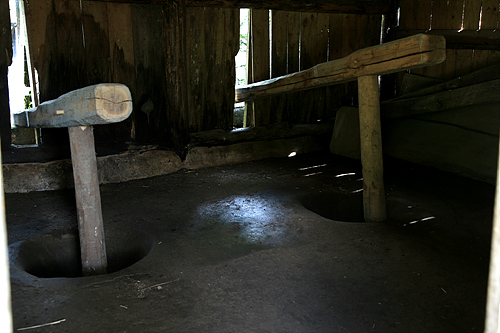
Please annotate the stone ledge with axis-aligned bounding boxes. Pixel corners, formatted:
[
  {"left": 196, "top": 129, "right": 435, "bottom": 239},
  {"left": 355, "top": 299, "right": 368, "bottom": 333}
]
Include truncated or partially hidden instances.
[{"left": 3, "top": 135, "right": 326, "bottom": 193}]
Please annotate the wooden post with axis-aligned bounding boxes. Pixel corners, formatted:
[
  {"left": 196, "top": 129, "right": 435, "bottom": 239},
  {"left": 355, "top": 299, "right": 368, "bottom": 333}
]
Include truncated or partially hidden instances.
[
  {"left": 0, "top": 142, "right": 13, "bottom": 332},
  {"left": 69, "top": 126, "right": 108, "bottom": 276},
  {"left": 357, "top": 75, "right": 386, "bottom": 222},
  {"left": 484, "top": 131, "right": 500, "bottom": 333}
]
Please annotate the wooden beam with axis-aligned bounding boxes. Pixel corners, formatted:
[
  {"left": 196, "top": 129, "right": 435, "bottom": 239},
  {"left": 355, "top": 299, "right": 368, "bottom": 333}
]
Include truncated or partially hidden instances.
[
  {"left": 85, "top": 0, "right": 392, "bottom": 14},
  {"left": 13, "top": 84, "right": 132, "bottom": 128},
  {"left": 396, "top": 29, "right": 500, "bottom": 50},
  {"left": 382, "top": 79, "right": 500, "bottom": 119},
  {"left": 235, "top": 34, "right": 446, "bottom": 102},
  {"left": 358, "top": 75, "right": 386, "bottom": 222},
  {"left": 14, "top": 85, "right": 133, "bottom": 277},
  {"left": 69, "top": 126, "right": 108, "bottom": 276}
]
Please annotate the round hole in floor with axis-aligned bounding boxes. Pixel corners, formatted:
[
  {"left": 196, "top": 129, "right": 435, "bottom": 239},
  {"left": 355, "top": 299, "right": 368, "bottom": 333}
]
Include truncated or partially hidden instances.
[
  {"left": 300, "top": 191, "right": 364, "bottom": 222},
  {"left": 16, "top": 228, "right": 155, "bottom": 278}
]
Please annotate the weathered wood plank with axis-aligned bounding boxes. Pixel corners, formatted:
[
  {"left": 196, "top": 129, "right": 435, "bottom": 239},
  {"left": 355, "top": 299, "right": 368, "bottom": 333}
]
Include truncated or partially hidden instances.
[
  {"left": 284, "top": 11, "right": 300, "bottom": 123},
  {"left": 164, "top": 0, "right": 189, "bottom": 153},
  {"left": 201, "top": 8, "right": 239, "bottom": 131},
  {"left": 81, "top": 1, "right": 110, "bottom": 86},
  {"left": 409, "top": 0, "right": 432, "bottom": 77},
  {"left": 422, "top": 0, "right": 447, "bottom": 79},
  {"left": 395, "top": 29, "right": 500, "bottom": 50},
  {"left": 454, "top": 0, "right": 481, "bottom": 77},
  {"left": 189, "top": 123, "right": 333, "bottom": 147},
  {"left": 235, "top": 34, "right": 446, "bottom": 102},
  {"left": 358, "top": 75, "right": 386, "bottom": 222},
  {"left": 300, "top": 12, "right": 326, "bottom": 123},
  {"left": 131, "top": 4, "right": 167, "bottom": 143},
  {"left": 340, "top": 13, "right": 358, "bottom": 105},
  {"left": 398, "top": 0, "right": 415, "bottom": 30},
  {"left": 382, "top": 79, "right": 500, "bottom": 119},
  {"left": 82, "top": 0, "right": 130, "bottom": 143},
  {"left": 392, "top": 62, "right": 500, "bottom": 100},
  {"left": 0, "top": 68, "right": 10, "bottom": 150},
  {"left": 186, "top": 7, "right": 206, "bottom": 132},
  {"left": 0, "top": 0, "right": 10, "bottom": 148},
  {"left": 0, "top": 0, "right": 11, "bottom": 68},
  {"left": 481, "top": 0, "right": 499, "bottom": 30},
  {"left": 441, "top": 0, "right": 464, "bottom": 81},
  {"left": 326, "top": 14, "right": 344, "bottom": 114},
  {"left": 14, "top": 84, "right": 133, "bottom": 128},
  {"left": 106, "top": 2, "right": 135, "bottom": 141},
  {"left": 249, "top": 9, "right": 270, "bottom": 125},
  {"left": 414, "top": 0, "right": 432, "bottom": 29},
  {"left": 87, "top": 0, "right": 393, "bottom": 14},
  {"left": 68, "top": 125, "right": 107, "bottom": 276},
  {"left": 270, "top": 10, "right": 288, "bottom": 123},
  {"left": 24, "top": 0, "right": 53, "bottom": 103},
  {"left": 474, "top": 0, "right": 500, "bottom": 72}
]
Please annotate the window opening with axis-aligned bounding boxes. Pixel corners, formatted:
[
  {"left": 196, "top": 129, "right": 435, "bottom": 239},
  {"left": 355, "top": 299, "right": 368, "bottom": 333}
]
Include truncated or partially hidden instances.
[
  {"left": 8, "top": 0, "right": 38, "bottom": 146},
  {"left": 233, "top": 8, "right": 249, "bottom": 129}
]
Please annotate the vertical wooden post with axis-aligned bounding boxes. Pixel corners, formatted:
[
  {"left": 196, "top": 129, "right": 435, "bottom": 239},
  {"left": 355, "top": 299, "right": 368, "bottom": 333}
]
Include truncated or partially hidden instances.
[
  {"left": 484, "top": 133, "right": 500, "bottom": 333},
  {"left": 0, "top": 142, "right": 13, "bottom": 333},
  {"left": 357, "top": 75, "right": 386, "bottom": 222},
  {"left": 68, "top": 126, "right": 107, "bottom": 276}
]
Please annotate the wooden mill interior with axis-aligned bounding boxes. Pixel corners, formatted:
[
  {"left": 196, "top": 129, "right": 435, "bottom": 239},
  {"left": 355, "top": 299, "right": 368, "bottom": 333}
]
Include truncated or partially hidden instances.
[{"left": 0, "top": 0, "right": 500, "bottom": 332}]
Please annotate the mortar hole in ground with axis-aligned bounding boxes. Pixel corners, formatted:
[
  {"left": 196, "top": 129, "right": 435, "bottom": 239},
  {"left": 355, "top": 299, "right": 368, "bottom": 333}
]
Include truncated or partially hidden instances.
[
  {"left": 16, "top": 228, "right": 155, "bottom": 278},
  {"left": 300, "top": 191, "right": 364, "bottom": 222}
]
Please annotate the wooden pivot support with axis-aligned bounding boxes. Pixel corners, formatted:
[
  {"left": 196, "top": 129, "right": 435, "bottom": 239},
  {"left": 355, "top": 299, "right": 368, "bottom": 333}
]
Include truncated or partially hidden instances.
[
  {"left": 13, "top": 84, "right": 133, "bottom": 276},
  {"left": 358, "top": 75, "right": 386, "bottom": 222},
  {"left": 235, "top": 34, "right": 446, "bottom": 222}
]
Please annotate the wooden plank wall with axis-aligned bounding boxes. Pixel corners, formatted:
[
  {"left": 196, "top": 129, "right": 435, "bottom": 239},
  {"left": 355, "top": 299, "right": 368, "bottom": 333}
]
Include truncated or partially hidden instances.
[
  {"left": 248, "top": 10, "right": 382, "bottom": 126},
  {"left": 0, "top": 0, "right": 13, "bottom": 149},
  {"left": 24, "top": 0, "right": 239, "bottom": 150},
  {"left": 399, "top": 0, "right": 500, "bottom": 82}
]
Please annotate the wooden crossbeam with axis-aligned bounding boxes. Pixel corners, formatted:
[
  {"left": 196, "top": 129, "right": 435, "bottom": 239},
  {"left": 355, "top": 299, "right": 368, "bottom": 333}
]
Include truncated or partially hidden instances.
[
  {"left": 234, "top": 34, "right": 445, "bottom": 222},
  {"left": 85, "top": 0, "right": 392, "bottom": 14},
  {"left": 13, "top": 83, "right": 133, "bottom": 276},
  {"left": 235, "top": 34, "right": 446, "bottom": 103},
  {"left": 14, "top": 84, "right": 132, "bottom": 128}
]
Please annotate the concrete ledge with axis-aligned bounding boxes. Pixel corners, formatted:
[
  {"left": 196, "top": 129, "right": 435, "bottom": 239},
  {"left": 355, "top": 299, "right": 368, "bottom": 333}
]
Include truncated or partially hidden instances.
[{"left": 3, "top": 135, "right": 326, "bottom": 193}]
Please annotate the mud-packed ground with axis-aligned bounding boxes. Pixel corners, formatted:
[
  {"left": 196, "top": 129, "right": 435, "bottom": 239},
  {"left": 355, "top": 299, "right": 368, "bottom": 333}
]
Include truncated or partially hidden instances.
[{"left": 6, "top": 152, "right": 494, "bottom": 332}]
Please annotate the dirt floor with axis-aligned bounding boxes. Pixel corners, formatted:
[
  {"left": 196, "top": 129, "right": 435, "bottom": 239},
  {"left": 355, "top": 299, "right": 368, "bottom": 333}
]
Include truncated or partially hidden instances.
[{"left": 5, "top": 152, "right": 494, "bottom": 332}]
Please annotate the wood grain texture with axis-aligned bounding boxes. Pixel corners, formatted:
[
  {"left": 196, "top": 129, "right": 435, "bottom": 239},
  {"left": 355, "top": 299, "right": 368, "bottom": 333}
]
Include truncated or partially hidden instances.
[
  {"left": 382, "top": 79, "right": 500, "bottom": 119},
  {"left": 249, "top": 9, "right": 270, "bottom": 126},
  {"left": 87, "top": 0, "right": 392, "bottom": 14},
  {"left": 164, "top": 0, "right": 188, "bottom": 153},
  {"left": 236, "top": 34, "right": 446, "bottom": 102},
  {"left": 358, "top": 75, "right": 386, "bottom": 222},
  {"left": 69, "top": 125, "right": 108, "bottom": 276},
  {"left": 14, "top": 84, "right": 133, "bottom": 128},
  {"left": 270, "top": 10, "right": 288, "bottom": 123}
]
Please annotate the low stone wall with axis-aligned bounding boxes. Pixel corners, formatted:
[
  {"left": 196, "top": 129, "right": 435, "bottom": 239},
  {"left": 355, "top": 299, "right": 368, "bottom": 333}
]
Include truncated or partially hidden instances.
[{"left": 3, "top": 135, "right": 326, "bottom": 193}]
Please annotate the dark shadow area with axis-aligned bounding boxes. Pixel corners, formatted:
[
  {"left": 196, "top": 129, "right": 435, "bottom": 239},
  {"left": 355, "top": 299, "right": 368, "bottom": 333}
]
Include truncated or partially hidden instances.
[
  {"left": 15, "top": 228, "right": 155, "bottom": 278},
  {"left": 300, "top": 191, "right": 364, "bottom": 222}
]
